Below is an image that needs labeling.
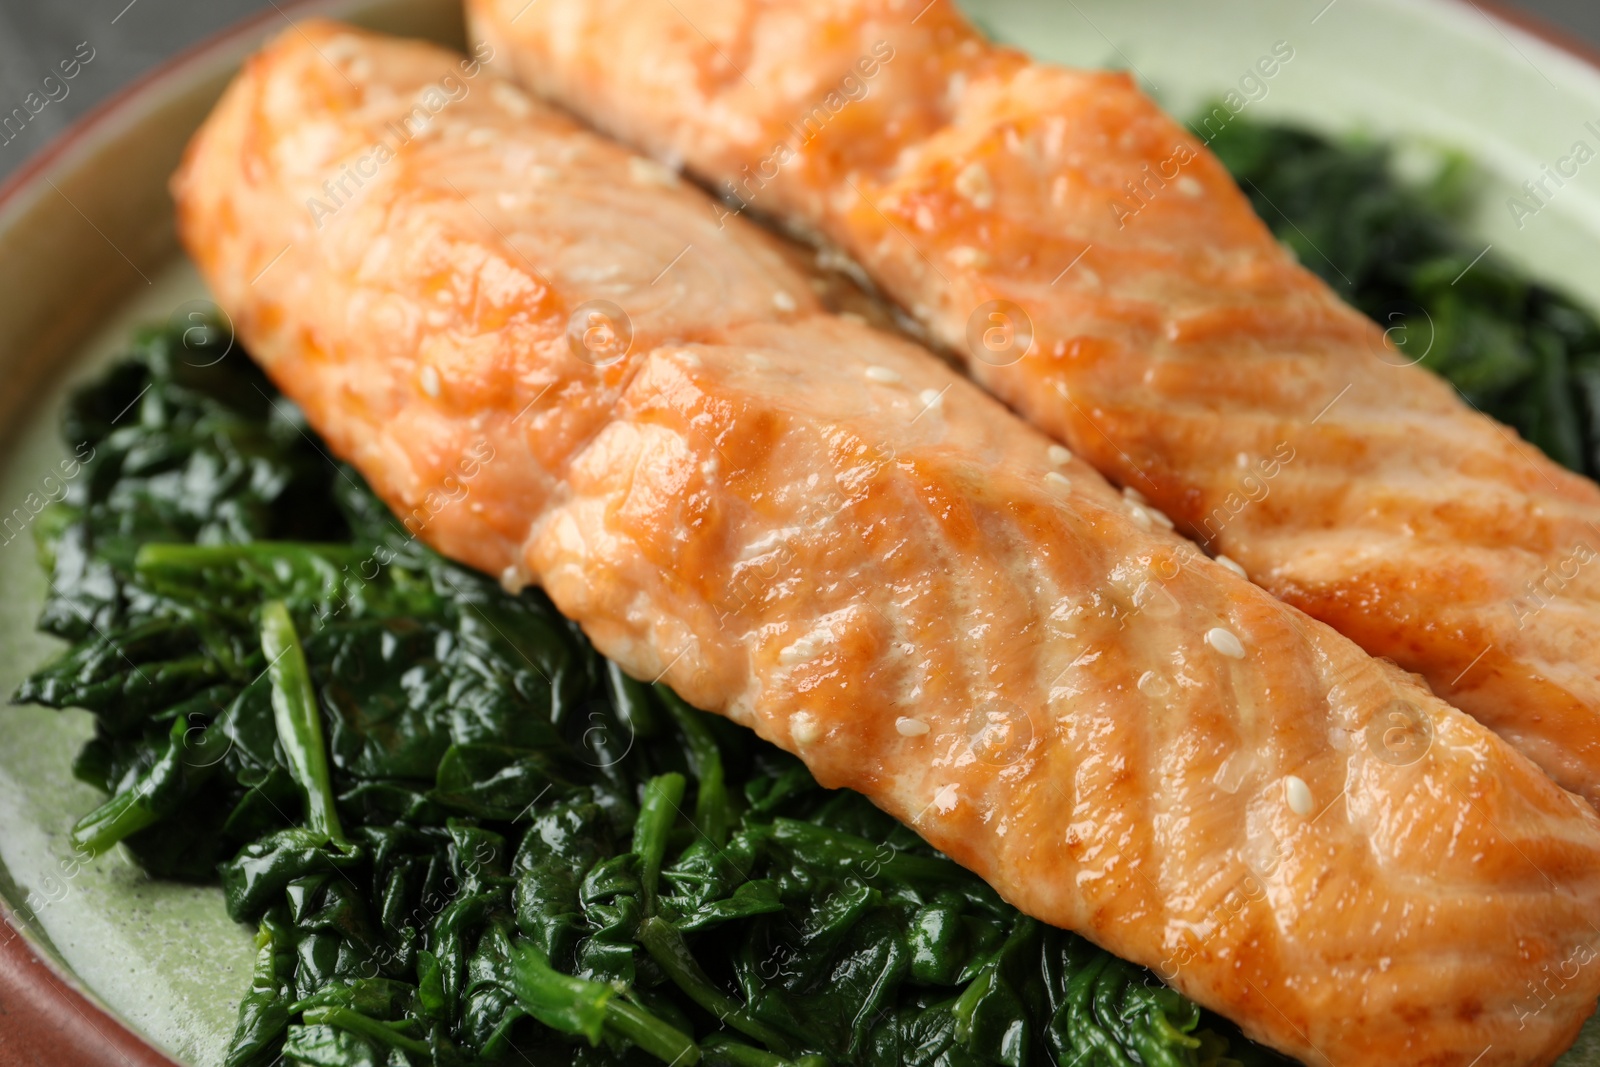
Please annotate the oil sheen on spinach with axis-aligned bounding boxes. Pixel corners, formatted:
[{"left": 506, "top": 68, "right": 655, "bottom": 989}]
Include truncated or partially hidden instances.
[{"left": 21, "top": 113, "right": 1591, "bottom": 1066}]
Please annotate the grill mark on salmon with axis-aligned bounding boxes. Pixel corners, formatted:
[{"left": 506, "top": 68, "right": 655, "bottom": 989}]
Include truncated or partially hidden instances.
[
  {"left": 466, "top": 0, "right": 1600, "bottom": 813},
  {"left": 175, "top": 24, "right": 1600, "bottom": 1067}
]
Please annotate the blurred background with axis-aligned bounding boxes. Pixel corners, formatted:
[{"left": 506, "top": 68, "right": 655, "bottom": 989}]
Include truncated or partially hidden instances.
[{"left": 0, "top": 0, "right": 1596, "bottom": 184}]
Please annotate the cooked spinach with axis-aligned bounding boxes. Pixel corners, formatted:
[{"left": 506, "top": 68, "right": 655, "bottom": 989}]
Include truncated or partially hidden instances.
[
  {"left": 1204, "top": 115, "right": 1600, "bottom": 476},
  {"left": 13, "top": 323, "right": 1254, "bottom": 1066}
]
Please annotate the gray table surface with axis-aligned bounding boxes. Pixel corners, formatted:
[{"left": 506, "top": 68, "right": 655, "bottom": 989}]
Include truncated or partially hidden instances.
[{"left": 0, "top": 0, "right": 1597, "bottom": 183}]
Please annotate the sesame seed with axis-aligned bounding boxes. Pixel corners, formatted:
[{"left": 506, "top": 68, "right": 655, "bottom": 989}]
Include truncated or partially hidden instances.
[
  {"left": 954, "top": 162, "right": 994, "bottom": 209},
  {"left": 1206, "top": 627, "right": 1246, "bottom": 659},
  {"left": 1215, "top": 555, "right": 1248, "bottom": 579},
  {"left": 419, "top": 366, "right": 441, "bottom": 398},
  {"left": 791, "top": 713, "right": 821, "bottom": 745},
  {"left": 1146, "top": 507, "right": 1175, "bottom": 530},
  {"left": 1122, "top": 486, "right": 1149, "bottom": 506},
  {"left": 1125, "top": 502, "right": 1153, "bottom": 529},
  {"left": 628, "top": 156, "right": 677, "bottom": 187},
  {"left": 1285, "top": 775, "right": 1314, "bottom": 817},
  {"left": 1045, "top": 471, "right": 1072, "bottom": 490},
  {"left": 918, "top": 388, "right": 943, "bottom": 408},
  {"left": 896, "top": 716, "right": 931, "bottom": 737},
  {"left": 1047, "top": 444, "right": 1072, "bottom": 466},
  {"left": 865, "top": 365, "right": 902, "bottom": 384},
  {"left": 948, "top": 245, "right": 989, "bottom": 268},
  {"left": 772, "top": 290, "right": 797, "bottom": 312},
  {"left": 490, "top": 82, "right": 532, "bottom": 117},
  {"left": 498, "top": 564, "right": 528, "bottom": 594}
]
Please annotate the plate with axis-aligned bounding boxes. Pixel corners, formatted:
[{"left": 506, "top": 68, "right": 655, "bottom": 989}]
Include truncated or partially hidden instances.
[{"left": 2, "top": 1, "right": 1598, "bottom": 1063}]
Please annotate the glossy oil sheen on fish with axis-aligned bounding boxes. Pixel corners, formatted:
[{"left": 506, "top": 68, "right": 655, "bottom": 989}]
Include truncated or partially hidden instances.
[
  {"left": 175, "top": 23, "right": 1600, "bottom": 1067},
  {"left": 468, "top": 0, "right": 1600, "bottom": 817}
]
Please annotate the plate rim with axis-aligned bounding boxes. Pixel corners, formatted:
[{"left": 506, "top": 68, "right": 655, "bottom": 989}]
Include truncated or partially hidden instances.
[{"left": 1472, "top": 0, "right": 1600, "bottom": 72}]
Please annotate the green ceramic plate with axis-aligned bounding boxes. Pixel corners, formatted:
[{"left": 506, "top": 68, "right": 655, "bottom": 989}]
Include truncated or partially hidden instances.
[{"left": 3, "top": 0, "right": 1600, "bottom": 1063}]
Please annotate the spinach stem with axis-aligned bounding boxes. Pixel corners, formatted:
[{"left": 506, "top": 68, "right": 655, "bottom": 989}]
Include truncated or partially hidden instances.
[
  {"left": 634, "top": 772, "right": 686, "bottom": 914},
  {"left": 301, "top": 1005, "right": 431, "bottom": 1056},
  {"left": 638, "top": 916, "right": 793, "bottom": 1054},
  {"left": 507, "top": 941, "right": 700, "bottom": 1063},
  {"left": 507, "top": 942, "right": 612, "bottom": 1044},
  {"left": 135, "top": 542, "right": 359, "bottom": 567},
  {"left": 260, "top": 600, "right": 345, "bottom": 844},
  {"left": 657, "top": 687, "right": 732, "bottom": 847},
  {"left": 604, "top": 998, "right": 701, "bottom": 1066},
  {"left": 70, "top": 717, "right": 206, "bottom": 856},
  {"left": 70, "top": 787, "right": 161, "bottom": 857}
]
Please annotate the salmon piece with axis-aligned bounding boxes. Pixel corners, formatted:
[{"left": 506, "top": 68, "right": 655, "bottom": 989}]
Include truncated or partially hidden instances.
[
  {"left": 467, "top": 0, "right": 1600, "bottom": 809},
  {"left": 173, "top": 23, "right": 1600, "bottom": 1067}
]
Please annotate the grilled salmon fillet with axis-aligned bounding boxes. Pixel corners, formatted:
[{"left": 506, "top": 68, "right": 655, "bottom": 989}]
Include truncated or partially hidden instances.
[
  {"left": 172, "top": 23, "right": 1600, "bottom": 1067},
  {"left": 466, "top": 0, "right": 1600, "bottom": 809}
]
